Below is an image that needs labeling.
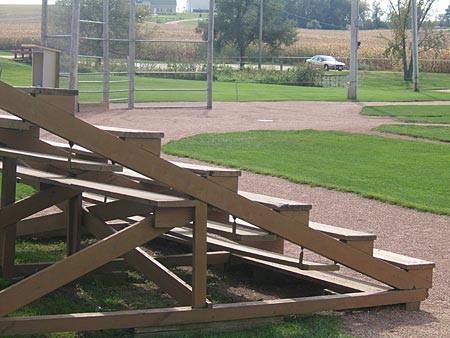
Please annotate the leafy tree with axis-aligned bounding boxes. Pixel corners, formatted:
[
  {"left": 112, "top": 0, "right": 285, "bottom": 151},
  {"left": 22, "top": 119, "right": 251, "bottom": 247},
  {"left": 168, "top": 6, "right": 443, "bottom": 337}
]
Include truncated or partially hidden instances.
[
  {"left": 385, "top": 0, "right": 444, "bottom": 81},
  {"left": 361, "top": 0, "right": 388, "bottom": 29},
  {"left": 283, "top": 0, "right": 370, "bottom": 30},
  {"left": 196, "top": 0, "right": 297, "bottom": 69},
  {"left": 52, "top": 0, "right": 149, "bottom": 59},
  {"left": 439, "top": 5, "right": 450, "bottom": 27}
]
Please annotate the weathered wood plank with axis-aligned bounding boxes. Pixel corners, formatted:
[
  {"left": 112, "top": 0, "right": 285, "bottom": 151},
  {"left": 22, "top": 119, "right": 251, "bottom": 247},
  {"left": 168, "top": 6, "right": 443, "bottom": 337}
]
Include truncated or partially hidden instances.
[
  {"left": 0, "top": 147, "right": 123, "bottom": 172},
  {"left": 12, "top": 165, "right": 199, "bottom": 208},
  {"left": 0, "top": 157, "right": 17, "bottom": 278},
  {"left": 169, "top": 228, "right": 339, "bottom": 272},
  {"left": 192, "top": 203, "right": 208, "bottom": 308},
  {"left": 0, "top": 82, "right": 422, "bottom": 289},
  {"left": 0, "top": 289, "right": 428, "bottom": 335},
  {"left": 0, "top": 185, "right": 78, "bottom": 231},
  {"left": 0, "top": 215, "right": 165, "bottom": 316}
]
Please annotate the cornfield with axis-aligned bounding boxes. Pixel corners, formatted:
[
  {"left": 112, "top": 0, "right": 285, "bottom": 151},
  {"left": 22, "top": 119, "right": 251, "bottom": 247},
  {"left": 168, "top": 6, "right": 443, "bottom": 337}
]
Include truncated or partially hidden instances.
[{"left": 1, "top": 4, "right": 450, "bottom": 72}]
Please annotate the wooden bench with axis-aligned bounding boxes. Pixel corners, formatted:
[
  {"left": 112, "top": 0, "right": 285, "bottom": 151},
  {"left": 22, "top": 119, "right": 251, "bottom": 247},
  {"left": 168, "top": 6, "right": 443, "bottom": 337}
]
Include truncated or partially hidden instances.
[
  {"left": 10, "top": 48, "right": 32, "bottom": 61},
  {"left": 373, "top": 249, "right": 434, "bottom": 290},
  {"left": 309, "top": 222, "right": 377, "bottom": 254},
  {"left": 0, "top": 146, "right": 123, "bottom": 173},
  {"left": 96, "top": 125, "right": 164, "bottom": 156}
]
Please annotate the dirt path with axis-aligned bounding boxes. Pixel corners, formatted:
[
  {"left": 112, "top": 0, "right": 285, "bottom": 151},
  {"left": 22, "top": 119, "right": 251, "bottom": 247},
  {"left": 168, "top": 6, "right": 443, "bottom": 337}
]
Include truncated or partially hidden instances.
[{"left": 78, "top": 101, "right": 450, "bottom": 338}]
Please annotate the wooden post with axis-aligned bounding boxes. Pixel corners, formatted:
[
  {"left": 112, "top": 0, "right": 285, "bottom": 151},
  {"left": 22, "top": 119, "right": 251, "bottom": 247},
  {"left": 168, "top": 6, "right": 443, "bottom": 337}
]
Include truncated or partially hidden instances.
[
  {"left": 206, "top": 0, "right": 215, "bottom": 109},
  {"left": 192, "top": 203, "right": 208, "bottom": 308},
  {"left": 0, "top": 158, "right": 17, "bottom": 279},
  {"left": 66, "top": 194, "right": 82, "bottom": 255}
]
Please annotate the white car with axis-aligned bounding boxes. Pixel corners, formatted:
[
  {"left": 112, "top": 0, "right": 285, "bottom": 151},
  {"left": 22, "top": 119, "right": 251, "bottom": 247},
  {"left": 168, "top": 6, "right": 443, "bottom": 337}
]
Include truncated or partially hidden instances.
[{"left": 306, "top": 55, "right": 345, "bottom": 71}]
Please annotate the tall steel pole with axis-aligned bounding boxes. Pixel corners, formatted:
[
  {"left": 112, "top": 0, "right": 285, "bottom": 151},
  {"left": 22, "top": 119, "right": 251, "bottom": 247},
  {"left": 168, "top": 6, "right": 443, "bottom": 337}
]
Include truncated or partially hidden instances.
[
  {"left": 347, "top": 0, "right": 359, "bottom": 100},
  {"left": 103, "top": 0, "right": 110, "bottom": 103},
  {"left": 69, "top": 0, "right": 81, "bottom": 90},
  {"left": 207, "top": 0, "right": 215, "bottom": 109},
  {"left": 128, "top": 0, "right": 136, "bottom": 109},
  {"left": 41, "top": 0, "right": 48, "bottom": 46},
  {"left": 258, "top": 0, "right": 263, "bottom": 70},
  {"left": 411, "top": 0, "right": 419, "bottom": 92}
]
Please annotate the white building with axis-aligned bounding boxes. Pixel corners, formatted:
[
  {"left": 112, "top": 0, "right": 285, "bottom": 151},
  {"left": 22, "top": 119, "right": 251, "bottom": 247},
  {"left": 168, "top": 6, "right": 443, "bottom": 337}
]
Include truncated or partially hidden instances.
[
  {"left": 137, "top": 0, "right": 177, "bottom": 15},
  {"left": 186, "top": 0, "right": 209, "bottom": 13}
]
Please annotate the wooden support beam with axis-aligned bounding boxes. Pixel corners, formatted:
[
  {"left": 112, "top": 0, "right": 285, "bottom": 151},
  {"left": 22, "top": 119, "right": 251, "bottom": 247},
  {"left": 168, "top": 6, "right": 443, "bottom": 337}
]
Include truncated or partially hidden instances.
[
  {"left": 0, "top": 215, "right": 165, "bottom": 316},
  {"left": 83, "top": 209, "right": 194, "bottom": 306},
  {"left": 0, "top": 289, "right": 428, "bottom": 335},
  {"left": 0, "top": 185, "right": 79, "bottom": 231},
  {"left": 66, "top": 194, "right": 82, "bottom": 255},
  {"left": 156, "top": 251, "right": 231, "bottom": 268},
  {"left": 17, "top": 213, "right": 66, "bottom": 237},
  {"left": 0, "top": 157, "right": 17, "bottom": 279},
  {"left": 0, "top": 82, "right": 425, "bottom": 289},
  {"left": 192, "top": 203, "right": 208, "bottom": 308}
]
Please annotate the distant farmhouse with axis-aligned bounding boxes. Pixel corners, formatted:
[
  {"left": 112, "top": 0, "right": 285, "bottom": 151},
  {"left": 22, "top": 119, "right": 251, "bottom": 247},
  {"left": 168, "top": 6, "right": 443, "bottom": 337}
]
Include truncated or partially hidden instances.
[
  {"left": 186, "top": 0, "right": 209, "bottom": 13},
  {"left": 137, "top": 0, "right": 177, "bottom": 15}
]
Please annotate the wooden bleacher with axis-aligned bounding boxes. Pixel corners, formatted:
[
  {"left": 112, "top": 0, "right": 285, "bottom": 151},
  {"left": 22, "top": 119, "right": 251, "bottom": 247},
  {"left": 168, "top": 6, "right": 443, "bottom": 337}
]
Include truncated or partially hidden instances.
[{"left": 0, "top": 82, "right": 435, "bottom": 336}]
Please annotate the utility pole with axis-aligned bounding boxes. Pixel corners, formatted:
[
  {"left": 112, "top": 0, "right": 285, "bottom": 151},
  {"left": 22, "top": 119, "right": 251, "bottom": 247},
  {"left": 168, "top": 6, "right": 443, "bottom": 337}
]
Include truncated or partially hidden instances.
[
  {"left": 258, "top": 0, "right": 263, "bottom": 70},
  {"left": 411, "top": 0, "right": 419, "bottom": 92},
  {"left": 69, "top": 0, "right": 81, "bottom": 91},
  {"left": 41, "top": 0, "right": 48, "bottom": 46},
  {"left": 103, "top": 0, "right": 110, "bottom": 104},
  {"left": 347, "top": 0, "right": 359, "bottom": 100},
  {"left": 207, "top": 0, "right": 215, "bottom": 109},
  {"left": 128, "top": 0, "right": 136, "bottom": 109}
]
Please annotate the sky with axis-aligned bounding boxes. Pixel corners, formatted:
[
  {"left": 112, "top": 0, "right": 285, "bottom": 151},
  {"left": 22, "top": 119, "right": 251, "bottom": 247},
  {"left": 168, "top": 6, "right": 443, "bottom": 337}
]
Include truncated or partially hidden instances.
[{"left": 0, "top": 0, "right": 447, "bottom": 15}]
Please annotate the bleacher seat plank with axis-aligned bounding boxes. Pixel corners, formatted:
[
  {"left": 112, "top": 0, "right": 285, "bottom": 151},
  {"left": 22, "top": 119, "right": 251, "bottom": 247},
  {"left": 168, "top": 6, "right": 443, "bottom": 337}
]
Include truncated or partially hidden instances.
[
  {"left": 0, "top": 114, "right": 34, "bottom": 131},
  {"left": 7, "top": 164, "right": 199, "bottom": 208},
  {"left": 373, "top": 249, "right": 435, "bottom": 270},
  {"left": 95, "top": 125, "right": 164, "bottom": 139},
  {"left": 169, "top": 228, "right": 339, "bottom": 272},
  {"left": 309, "top": 222, "right": 377, "bottom": 242},
  {"left": 0, "top": 147, "right": 122, "bottom": 172},
  {"left": 239, "top": 191, "right": 312, "bottom": 211},
  {"left": 206, "top": 220, "right": 277, "bottom": 242}
]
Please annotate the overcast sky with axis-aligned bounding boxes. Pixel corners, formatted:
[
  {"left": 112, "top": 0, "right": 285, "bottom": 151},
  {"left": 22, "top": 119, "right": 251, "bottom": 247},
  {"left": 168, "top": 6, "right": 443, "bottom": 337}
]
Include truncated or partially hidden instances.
[{"left": 0, "top": 0, "right": 447, "bottom": 15}]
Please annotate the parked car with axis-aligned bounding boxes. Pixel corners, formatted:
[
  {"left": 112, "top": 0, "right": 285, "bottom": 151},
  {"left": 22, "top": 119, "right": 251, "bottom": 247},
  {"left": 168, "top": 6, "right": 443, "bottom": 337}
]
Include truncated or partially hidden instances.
[{"left": 306, "top": 55, "right": 345, "bottom": 71}]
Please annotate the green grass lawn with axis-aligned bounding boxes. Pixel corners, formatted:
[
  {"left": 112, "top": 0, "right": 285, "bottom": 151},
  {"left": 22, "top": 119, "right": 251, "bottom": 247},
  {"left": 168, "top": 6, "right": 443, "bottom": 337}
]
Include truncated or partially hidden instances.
[
  {"left": 375, "top": 124, "right": 450, "bottom": 142},
  {"left": 2, "top": 58, "right": 450, "bottom": 102},
  {"left": 163, "top": 130, "right": 450, "bottom": 215},
  {"left": 361, "top": 105, "right": 450, "bottom": 123}
]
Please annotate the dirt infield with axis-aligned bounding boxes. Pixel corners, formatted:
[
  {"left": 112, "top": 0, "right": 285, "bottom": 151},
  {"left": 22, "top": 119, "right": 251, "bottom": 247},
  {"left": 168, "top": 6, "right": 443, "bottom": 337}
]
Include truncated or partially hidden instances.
[{"left": 76, "top": 101, "right": 450, "bottom": 338}]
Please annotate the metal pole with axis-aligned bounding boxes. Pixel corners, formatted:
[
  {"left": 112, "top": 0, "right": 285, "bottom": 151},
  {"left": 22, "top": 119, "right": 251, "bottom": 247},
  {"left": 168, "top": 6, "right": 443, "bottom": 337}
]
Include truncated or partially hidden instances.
[
  {"left": 41, "top": 0, "right": 48, "bottom": 46},
  {"left": 103, "top": 0, "right": 110, "bottom": 103},
  {"left": 128, "top": 0, "right": 136, "bottom": 109},
  {"left": 411, "top": 0, "right": 419, "bottom": 92},
  {"left": 347, "top": 0, "right": 359, "bottom": 99},
  {"left": 207, "top": 0, "right": 215, "bottom": 109},
  {"left": 69, "top": 0, "right": 81, "bottom": 91},
  {"left": 258, "top": 0, "right": 263, "bottom": 70}
]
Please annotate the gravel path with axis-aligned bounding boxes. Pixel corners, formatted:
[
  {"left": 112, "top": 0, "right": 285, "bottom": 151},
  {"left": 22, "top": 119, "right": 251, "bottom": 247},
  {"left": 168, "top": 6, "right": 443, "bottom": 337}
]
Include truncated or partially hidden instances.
[{"left": 78, "top": 101, "right": 450, "bottom": 338}]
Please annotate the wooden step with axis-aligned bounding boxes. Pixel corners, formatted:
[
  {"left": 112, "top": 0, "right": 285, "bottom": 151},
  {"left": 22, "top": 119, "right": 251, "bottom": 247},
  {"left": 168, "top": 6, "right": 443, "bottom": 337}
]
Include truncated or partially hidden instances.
[
  {"left": 309, "top": 222, "right": 377, "bottom": 254},
  {"left": 168, "top": 228, "right": 339, "bottom": 272},
  {"left": 373, "top": 249, "right": 434, "bottom": 289},
  {"left": 0, "top": 146, "right": 122, "bottom": 172},
  {"left": 5, "top": 163, "right": 198, "bottom": 209},
  {"left": 206, "top": 220, "right": 277, "bottom": 242}
]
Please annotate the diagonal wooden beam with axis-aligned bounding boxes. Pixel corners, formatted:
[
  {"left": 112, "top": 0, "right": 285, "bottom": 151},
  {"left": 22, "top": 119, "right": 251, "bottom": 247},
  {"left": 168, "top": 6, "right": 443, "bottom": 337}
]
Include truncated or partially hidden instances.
[
  {"left": 83, "top": 209, "right": 194, "bottom": 306},
  {"left": 0, "top": 185, "right": 79, "bottom": 230},
  {"left": 0, "top": 215, "right": 166, "bottom": 317},
  {"left": 0, "top": 82, "right": 420, "bottom": 289}
]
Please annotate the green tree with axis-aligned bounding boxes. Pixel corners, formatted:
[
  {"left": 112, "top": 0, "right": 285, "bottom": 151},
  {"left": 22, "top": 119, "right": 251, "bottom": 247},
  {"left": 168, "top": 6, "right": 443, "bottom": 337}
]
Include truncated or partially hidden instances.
[
  {"left": 52, "top": 0, "right": 149, "bottom": 59},
  {"left": 196, "top": 0, "right": 297, "bottom": 69},
  {"left": 439, "top": 5, "right": 450, "bottom": 27},
  {"left": 283, "top": 0, "right": 370, "bottom": 30},
  {"left": 385, "top": 0, "right": 444, "bottom": 81}
]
